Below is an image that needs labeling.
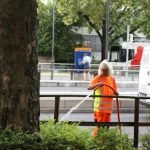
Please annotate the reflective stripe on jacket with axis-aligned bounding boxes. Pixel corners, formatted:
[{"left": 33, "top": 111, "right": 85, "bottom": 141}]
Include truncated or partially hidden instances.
[
  {"left": 93, "top": 76, "right": 117, "bottom": 113},
  {"left": 94, "top": 89, "right": 101, "bottom": 112},
  {"left": 94, "top": 88, "right": 113, "bottom": 113}
]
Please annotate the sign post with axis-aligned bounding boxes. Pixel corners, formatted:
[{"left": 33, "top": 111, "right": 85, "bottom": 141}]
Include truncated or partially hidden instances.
[{"left": 126, "top": 25, "right": 130, "bottom": 77}]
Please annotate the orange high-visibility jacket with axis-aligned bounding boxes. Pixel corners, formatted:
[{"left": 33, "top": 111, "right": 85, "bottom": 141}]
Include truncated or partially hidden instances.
[{"left": 91, "top": 75, "right": 117, "bottom": 114}]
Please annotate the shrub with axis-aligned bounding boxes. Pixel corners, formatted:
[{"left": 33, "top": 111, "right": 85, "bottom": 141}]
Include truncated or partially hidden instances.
[
  {"left": 0, "top": 128, "right": 43, "bottom": 149},
  {"left": 0, "top": 120, "right": 136, "bottom": 150},
  {"left": 40, "top": 120, "right": 92, "bottom": 149},
  {"left": 85, "top": 127, "right": 136, "bottom": 150},
  {"left": 140, "top": 131, "right": 150, "bottom": 150}
]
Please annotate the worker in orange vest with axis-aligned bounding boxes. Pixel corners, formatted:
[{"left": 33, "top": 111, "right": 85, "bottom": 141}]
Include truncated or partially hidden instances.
[{"left": 88, "top": 60, "right": 118, "bottom": 137}]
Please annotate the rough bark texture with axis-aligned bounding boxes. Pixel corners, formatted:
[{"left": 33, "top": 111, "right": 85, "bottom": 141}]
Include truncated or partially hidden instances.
[{"left": 0, "top": 0, "right": 40, "bottom": 131}]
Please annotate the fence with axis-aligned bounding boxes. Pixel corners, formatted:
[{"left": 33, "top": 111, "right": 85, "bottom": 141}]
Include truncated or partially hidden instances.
[
  {"left": 38, "top": 63, "right": 139, "bottom": 81},
  {"left": 40, "top": 94, "right": 150, "bottom": 148}
]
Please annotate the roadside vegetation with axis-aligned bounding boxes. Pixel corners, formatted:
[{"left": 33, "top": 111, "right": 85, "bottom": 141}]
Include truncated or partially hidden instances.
[
  {"left": 140, "top": 130, "right": 150, "bottom": 150},
  {"left": 37, "top": 0, "right": 83, "bottom": 63},
  {"left": 0, "top": 120, "right": 138, "bottom": 150}
]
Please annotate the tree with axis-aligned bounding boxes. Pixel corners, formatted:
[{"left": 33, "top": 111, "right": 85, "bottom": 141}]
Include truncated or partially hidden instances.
[
  {"left": 56, "top": 0, "right": 150, "bottom": 60},
  {"left": 0, "top": 0, "right": 40, "bottom": 131},
  {"left": 37, "top": 0, "right": 83, "bottom": 63}
]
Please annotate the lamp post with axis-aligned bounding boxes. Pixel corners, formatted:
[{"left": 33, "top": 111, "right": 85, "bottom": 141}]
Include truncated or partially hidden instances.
[
  {"left": 105, "top": 0, "right": 110, "bottom": 60},
  {"left": 126, "top": 25, "right": 130, "bottom": 77},
  {"left": 126, "top": 25, "right": 130, "bottom": 63},
  {"left": 51, "top": 0, "right": 56, "bottom": 80}
]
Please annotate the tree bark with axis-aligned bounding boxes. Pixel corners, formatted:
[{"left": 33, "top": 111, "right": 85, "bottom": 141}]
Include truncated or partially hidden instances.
[{"left": 0, "top": 0, "right": 40, "bottom": 131}]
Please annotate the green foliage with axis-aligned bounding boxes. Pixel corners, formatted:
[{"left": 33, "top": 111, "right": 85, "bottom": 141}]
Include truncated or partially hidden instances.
[
  {"left": 40, "top": 120, "right": 92, "bottom": 149},
  {"left": 140, "top": 131, "right": 150, "bottom": 150},
  {"left": 57, "top": 0, "right": 150, "bottom": 45},
  {"left": 0, "top": 128, "right": 43, "bottom": 149},
  {"left": 57, "top": 0, "right": 104, "bottom": 28},
  {"left": 37, "top": 0, "right": 83, "bottom": 63},
  {"left": 0, "top": 120, "right": 134, "bottom": 150},
  {"left": 87, "top": 127, "right": 136, "bottom": 150},
  {"left": 0, "top": 120, "right": 136, "bottom": 150}
]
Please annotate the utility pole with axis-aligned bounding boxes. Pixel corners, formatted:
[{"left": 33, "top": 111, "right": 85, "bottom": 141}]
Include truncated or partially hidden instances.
[
  {"left": 105, "top": 0, "right": 110, "bottom": 60},
  {"left": 126, "top": 25, "right": 130, "bottom": 77},
  {"left": 51, "top": 0, "right": 56, "bottom": 80},
  {"left": 126, "top": 25, "right": 130, "bottom": 63}
]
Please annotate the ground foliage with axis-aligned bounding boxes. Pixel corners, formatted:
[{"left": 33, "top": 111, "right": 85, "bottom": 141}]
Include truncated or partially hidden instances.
[
  {"left": 140, "top": 130, "right": 150, "bottom": 150},
  {"left": 0, "top": 120, "right": 138, "bottom": 150}
]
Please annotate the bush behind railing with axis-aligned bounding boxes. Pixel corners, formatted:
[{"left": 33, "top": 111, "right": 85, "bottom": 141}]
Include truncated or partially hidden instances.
[{"left": 0, "top": 120, "right": 137, "bottom": 150}]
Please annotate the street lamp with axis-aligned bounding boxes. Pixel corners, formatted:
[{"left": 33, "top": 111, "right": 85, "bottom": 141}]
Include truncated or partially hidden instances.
[
  {"left": 126, "top": 25, "right": 130, "bottom": 77},
  {"left": 51, "top": 0, "right": 56, "bottom": 80},
  {"left": 105, "top": 0, "right": 110, "bottom": 60}
]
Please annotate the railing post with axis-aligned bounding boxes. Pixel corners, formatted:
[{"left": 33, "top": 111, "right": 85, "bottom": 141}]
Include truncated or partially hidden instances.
[
  {"left": 70, "top": 70, "right": 73, "bottom": 80},
  {"left": 38, "top": 64, "right": 41, "bottom": 72},
  {"left": 54, "top": 96, "right": 60, "bottom": 122},
  {"left": 134, "top": 97, "right": 139, "bottom": 148},
  {"left": 94, "top": 71, "right": 97, "bottom": 77}
]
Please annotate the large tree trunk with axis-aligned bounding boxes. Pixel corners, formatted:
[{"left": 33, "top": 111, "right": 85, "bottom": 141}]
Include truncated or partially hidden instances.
[{"left": 0, "top": 0, "right": 40, "bottom": 131}]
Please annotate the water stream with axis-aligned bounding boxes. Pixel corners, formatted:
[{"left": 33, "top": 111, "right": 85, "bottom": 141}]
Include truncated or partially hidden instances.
[{"left": 60, "top": 92, "right": 92, "bottom": 121}]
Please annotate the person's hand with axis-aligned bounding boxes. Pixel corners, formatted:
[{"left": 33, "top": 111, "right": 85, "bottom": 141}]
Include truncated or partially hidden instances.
[
  {"left": 98, "top": 82, "right": 103, "bottom": 87},
  {"left": 114, "top": 91, "right": 119, "bottom": 95}
]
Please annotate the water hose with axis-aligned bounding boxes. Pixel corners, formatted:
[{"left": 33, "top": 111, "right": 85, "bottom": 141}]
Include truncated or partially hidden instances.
[
  {"left": 60, "top": 92, "right": 93, "bottom": 121},
  {"left": 95, "top": 83, "right": 121, "bottom": 132}
]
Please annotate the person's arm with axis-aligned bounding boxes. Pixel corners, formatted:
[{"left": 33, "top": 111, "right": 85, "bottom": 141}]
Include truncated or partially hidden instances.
[
  {"left": 112, "top": 77, "right": 119, "bottom": 95},
  {"left": 88, "top": 83, "right": 99, "bottom": 90},
  {"left": 88, "top": 75, "right": 101, "bottom": 90}
]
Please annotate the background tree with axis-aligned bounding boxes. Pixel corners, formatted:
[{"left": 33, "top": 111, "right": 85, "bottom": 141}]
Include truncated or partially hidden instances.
[
  {"left": 37, "top": 0, "right": 83, "bottom": 63},
  {"left": 56, "top": 0, "right": 150, "bottom": 60},
  {"left": 0, "top": 0, "right": 39, "bottom": 131}
]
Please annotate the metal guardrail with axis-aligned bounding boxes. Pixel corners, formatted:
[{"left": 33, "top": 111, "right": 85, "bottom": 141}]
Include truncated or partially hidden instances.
[
  {"left": 38, "top": 63, "right": 139, "bottom": 81},
  {"left": 38, "top": 62, "right": 140, "bottom": 67},
  {"left": 40, "top": 94, "right": 150, "bottom": 148},
  {"left": 40, "top": 80, "right": 139, "bottom": 90},
  {"left": 38, "top": 63, "right": 140, "bottom": 72}
]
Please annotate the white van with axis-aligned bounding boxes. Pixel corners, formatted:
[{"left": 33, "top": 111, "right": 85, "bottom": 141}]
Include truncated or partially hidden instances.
[{"left": 138, "top": 46, "right": 150, "bottom": 106}]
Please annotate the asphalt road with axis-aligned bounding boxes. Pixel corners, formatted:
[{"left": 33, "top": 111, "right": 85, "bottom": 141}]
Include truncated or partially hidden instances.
[{"left": 40, "top": 86, "right": 138, "bottom": 96}]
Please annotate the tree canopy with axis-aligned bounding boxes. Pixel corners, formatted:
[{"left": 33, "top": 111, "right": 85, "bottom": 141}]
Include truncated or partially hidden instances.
[
  {"left": 56, "top": 0, "right": 150, "bottom": 60},
  {"left": 37, "top": 0, "right": 83, "bottom": 63}
]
